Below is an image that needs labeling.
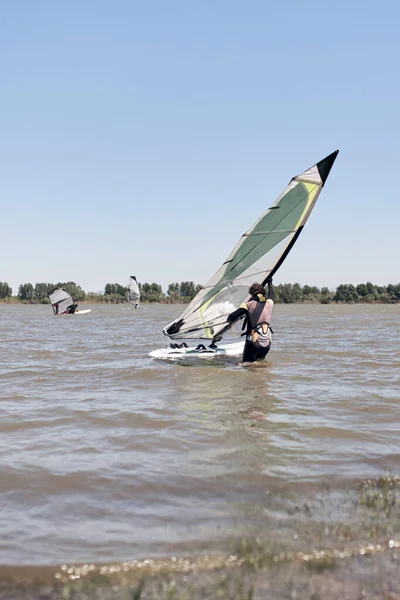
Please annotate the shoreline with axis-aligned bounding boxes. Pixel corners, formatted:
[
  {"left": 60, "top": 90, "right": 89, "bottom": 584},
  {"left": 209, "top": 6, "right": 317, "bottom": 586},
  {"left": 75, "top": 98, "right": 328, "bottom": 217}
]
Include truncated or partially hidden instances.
[
  {"left": 1, "top": 540, "right": 398, "bottom": 599},
  {"left": 1, "top": 476, "right": 399, "bottom": 599}
]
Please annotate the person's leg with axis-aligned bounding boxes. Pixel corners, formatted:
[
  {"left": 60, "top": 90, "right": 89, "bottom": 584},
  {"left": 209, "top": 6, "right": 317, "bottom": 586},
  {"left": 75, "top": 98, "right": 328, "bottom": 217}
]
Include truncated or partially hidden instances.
[
  {"left": 242, "top": 341, "right": 257, "bottom": 363},
  {"left": 254, "top": 344, "right": 271, "bottom": 361}
]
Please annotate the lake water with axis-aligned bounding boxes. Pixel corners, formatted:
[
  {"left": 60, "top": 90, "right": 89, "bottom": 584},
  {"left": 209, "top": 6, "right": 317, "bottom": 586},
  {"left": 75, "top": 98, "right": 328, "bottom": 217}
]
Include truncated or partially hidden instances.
[{"left": 0, "top": 303, "right": 399, "bottom": 567}]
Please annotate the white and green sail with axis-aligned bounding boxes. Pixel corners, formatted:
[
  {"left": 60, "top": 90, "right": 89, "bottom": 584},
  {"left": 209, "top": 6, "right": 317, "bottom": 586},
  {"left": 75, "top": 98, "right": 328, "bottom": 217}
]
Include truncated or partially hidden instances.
[{"left": 164, "top": 150, "right": 339, "bottom": 341}]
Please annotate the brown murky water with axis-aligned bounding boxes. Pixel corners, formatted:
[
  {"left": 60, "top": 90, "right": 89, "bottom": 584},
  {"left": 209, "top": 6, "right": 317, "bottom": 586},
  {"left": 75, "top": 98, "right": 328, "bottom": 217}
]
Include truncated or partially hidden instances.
[{"left": 0, "top": 303, "right": 399, "bottom": 569}]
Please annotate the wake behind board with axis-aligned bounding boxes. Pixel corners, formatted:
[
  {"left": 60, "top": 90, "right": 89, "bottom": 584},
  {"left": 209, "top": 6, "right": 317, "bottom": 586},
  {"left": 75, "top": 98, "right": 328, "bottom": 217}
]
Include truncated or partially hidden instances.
[{"left": 149, "top": 341, "right": 244, "bottom": 361}]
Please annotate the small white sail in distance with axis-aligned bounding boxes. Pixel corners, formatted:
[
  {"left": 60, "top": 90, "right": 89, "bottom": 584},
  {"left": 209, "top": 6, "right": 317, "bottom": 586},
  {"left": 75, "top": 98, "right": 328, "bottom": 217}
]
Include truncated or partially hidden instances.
[{"left": 128, "top": 275, "right": 140, "bottom": 305}]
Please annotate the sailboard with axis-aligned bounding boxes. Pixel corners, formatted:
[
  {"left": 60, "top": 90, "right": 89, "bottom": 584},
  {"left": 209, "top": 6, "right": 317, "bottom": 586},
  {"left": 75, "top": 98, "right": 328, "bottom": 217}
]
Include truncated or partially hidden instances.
[
  {"left": 149, "top": 150, "right": 339, "bottom": 360},
  {"left": 128, "top": 275, "right": 140, "bottom": 308},
  {"left": 49, "top": 288, "right": 91, "bottom": 315}
]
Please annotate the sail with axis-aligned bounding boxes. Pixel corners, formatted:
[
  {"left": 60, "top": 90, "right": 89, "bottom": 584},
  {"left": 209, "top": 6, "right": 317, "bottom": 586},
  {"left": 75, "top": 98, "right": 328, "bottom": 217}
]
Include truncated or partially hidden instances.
[
  {"left": 164, "top": 150, "right": 339, "bottom": 341},
  {"left": 128, "top": 276, "right": 140, "bottom": 304},
  {"left": 49, "top": 288, "right": 73, "bottom": 315}
]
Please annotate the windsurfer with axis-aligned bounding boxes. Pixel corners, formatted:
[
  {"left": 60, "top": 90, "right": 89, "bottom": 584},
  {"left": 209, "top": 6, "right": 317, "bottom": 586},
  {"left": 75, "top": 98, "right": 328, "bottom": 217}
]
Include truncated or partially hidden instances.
[
  {"left": 65, "top": 303, "right": 79, "bottom": 314},
  {"left": 227, "top": 278, "right": 274, "bottom": 363}
]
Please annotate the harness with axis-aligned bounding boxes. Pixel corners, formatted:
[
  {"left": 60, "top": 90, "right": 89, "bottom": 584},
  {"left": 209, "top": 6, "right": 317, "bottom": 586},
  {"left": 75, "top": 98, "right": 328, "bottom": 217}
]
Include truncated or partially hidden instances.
[{"left": 241, "top": 298, "right": 274, "bottom": 348}]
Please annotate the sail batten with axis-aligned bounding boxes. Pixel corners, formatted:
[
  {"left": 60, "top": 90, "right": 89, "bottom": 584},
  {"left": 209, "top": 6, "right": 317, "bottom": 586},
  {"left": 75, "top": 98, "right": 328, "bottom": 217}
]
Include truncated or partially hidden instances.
[
  {"left": 163, "top": 150, "right": 339, "bottom": 341},
  {"left": 244, "top": 229, "right": 296, "bottom": 235}
]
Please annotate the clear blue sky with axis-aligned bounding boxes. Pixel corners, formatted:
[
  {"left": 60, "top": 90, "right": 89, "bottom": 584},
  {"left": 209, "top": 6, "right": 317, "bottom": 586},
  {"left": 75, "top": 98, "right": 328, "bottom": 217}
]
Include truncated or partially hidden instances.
[{"left": 1, "top": 0, "right": 399, "bottom": 294}]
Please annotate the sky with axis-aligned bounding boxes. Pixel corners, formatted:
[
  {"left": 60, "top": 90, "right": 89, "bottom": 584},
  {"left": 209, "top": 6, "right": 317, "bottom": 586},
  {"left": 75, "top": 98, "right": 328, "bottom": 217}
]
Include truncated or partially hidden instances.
[{"left": 1, "top": 0, "right": 399, "bottom": 294}]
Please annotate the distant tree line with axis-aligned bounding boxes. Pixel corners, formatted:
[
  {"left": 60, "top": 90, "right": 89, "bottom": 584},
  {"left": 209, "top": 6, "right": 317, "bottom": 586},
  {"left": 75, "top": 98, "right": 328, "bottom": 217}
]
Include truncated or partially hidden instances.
[
  {"left": 273, "top": 282, "right": 400, "bottom": 304},
  {"left": 96, "top": 281, "right": 203, "bottom": 303},
  {"left": 15, "top": 282, "right": 86, "bottom": 303},
  {"left": 1, "top": 280, "right": 400, "bottom": 304}
]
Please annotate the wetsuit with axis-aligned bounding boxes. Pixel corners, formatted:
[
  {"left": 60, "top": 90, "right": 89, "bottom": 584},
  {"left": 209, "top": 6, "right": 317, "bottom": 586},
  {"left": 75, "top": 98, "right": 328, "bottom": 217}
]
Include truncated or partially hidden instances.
[
  {"left": 65, "top": 303, "right": 78, "bottom": 314},
  {"left": 227, "top": 281, "right": 274, "bottom": 363}
]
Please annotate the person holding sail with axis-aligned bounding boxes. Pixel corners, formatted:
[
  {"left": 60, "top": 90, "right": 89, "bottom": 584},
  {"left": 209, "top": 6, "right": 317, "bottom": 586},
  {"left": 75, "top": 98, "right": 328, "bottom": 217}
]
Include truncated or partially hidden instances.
[
  {"left": 226, "top": 277, "right": 274, "bottom": 363},
  {"left": 65, "top": 302, "right": 79, "bottom": 314}
]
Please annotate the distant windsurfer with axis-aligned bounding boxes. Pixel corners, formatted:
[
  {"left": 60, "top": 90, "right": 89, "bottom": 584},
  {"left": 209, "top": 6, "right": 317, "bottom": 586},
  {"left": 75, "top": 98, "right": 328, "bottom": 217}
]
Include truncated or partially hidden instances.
[
  {"left": 64, "top": 302, "right": 78, "bottom": 314},
  {"left": 227, "top": 278, "right": 274, "bottom": 363}
]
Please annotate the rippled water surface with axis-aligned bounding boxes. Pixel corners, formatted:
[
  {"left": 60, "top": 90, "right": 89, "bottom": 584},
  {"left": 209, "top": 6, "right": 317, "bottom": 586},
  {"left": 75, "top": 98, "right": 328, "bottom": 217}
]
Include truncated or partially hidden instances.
[{"left": 0, "top": 303, "right": 399, "bottom": 566}]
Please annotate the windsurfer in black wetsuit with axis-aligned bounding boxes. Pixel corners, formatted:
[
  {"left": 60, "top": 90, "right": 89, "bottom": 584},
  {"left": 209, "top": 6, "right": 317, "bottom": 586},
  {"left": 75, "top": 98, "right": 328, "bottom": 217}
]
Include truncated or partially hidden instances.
[
  {"left": 65, "top": 303, "right": 78, "bottom": 314},
  {"left": 227, "top": 278, "right": 274, "bottom": 363}
]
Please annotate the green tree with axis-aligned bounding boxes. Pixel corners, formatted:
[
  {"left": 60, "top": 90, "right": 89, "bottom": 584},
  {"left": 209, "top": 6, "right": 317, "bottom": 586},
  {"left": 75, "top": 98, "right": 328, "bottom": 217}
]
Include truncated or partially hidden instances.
[
  {"left": 387, "top": 284, "right": 400, "bottom": 302},
  {"left": 347, "top": 284, "right": 359, "bottom": 302},
  {"left": 167, "top": 282, "right": 180, "bottom": 303},
  {"left": 366, "top": 281, "right": 375, "bottom": 295},
  {"left": 104, "top": 283, "right": 126, "bottom": 297},
  {"left": 18, "top": 283, "right": 34, "bottom": 301},
  {"left": 87, "top": 292, "right": 103, "bottom": 302},
  {"left": 356, "top": 283, "right": 368, "bottom": 299},
  {"left": 320, "top": 287, "right": 333, "bottom": 304},
  {"left": 55, "top": 282, "right": 86, "bottom": 302},
  {"left": 302, "top": 284, "right": 321, "bottom": 302},
  {"left": 168, "top": 283, "right": 180, "bottom": 296},
  {"left": 292, "top": 283, "right": 303, "bottom": 302},
  {"left": 0, "top": 282, "right": 12, "bottom": 298},
  {"left": 34, "top": 282, "right": 54, "bottom": 303},
  {"left": 276, "top": 283, "right": 296, "bottom": 303},
  {"left": 333, "top": 284, "right": 348, "bottom": 303},
  {"left": 333, "top": 284, "right": 359, "bottom": 303},
  {"left": 379, "top": 291, "right": 394, "bottom": 303},
  {"left": 140, "top": 283, "right": 164, "bottom": 302},
  {"left": 179, "top": 281, "right": 196, "bottom": 300}
]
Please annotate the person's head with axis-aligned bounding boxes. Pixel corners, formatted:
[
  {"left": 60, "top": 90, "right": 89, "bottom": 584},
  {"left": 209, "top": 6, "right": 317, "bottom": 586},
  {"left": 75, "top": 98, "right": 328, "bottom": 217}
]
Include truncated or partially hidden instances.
[{"left": 248, "top": 282, "right": 265, "bottom": 299}]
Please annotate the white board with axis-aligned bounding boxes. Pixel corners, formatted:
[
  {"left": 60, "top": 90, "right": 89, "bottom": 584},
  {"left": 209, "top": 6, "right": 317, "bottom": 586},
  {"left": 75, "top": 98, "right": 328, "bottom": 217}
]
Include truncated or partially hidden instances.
[
  {"left": 58, "top": 309, "right": 92, "bottom": 315},
  {"left": 149, "top": 341, "right": 245, "bottom": 361}
]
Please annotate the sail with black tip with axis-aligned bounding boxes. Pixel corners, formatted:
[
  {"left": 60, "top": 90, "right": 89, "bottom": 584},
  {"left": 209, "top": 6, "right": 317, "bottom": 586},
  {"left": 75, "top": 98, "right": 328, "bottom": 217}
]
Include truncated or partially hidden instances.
[{"left": 163, "top": 150, "right": 339, "bottom": 341}]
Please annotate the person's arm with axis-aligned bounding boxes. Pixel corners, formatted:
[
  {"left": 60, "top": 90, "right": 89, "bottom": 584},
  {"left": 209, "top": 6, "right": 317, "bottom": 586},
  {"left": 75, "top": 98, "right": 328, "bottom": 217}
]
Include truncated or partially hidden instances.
[
  {"left": 227, "top": 306, "right": 247, "bottom": 323},
  {"left": 266, "top": 278, "right": 274, "bottom": 303}
]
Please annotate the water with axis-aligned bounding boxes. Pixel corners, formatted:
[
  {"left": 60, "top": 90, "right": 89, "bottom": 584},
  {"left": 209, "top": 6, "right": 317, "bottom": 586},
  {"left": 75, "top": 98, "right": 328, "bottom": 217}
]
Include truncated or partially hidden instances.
[{"left": 0, "top": 303, "right": 399, "bottom": 566}]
